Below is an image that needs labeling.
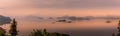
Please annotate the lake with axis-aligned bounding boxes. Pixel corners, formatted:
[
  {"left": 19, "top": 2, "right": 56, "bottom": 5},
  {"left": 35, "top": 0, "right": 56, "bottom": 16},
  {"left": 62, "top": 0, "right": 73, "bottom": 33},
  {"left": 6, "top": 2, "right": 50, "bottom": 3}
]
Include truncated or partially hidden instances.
[{"left": 0, "top": 18, "right": 118, "bottom": 36}]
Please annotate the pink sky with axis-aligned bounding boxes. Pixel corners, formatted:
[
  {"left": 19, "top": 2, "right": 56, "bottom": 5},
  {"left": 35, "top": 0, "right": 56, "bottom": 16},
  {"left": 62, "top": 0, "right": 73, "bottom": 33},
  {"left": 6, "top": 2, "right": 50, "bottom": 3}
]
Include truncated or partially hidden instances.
[{"left": 0, "top": 0, "right": 120, "bottom": 17}]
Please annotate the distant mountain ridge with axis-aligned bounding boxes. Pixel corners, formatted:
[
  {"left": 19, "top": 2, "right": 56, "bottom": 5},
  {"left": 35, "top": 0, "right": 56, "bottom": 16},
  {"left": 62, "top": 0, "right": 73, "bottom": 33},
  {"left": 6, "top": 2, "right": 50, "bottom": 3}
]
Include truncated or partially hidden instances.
[
  {"left": 0, "top": 15, "right": 11, "bottom": 25},
  {"left": 25, "top": 15, "right": 120, "bottom": 20}
]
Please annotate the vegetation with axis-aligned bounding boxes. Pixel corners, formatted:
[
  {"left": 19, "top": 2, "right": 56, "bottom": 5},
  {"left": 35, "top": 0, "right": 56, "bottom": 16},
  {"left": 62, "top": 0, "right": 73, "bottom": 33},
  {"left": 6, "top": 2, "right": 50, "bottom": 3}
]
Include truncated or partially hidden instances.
[
  {"left": 0, "top": 18, "right": 70, "bottom": 36},
  {"left": 29, "top": 29, "right": 70, "bottom": 36},
  {"left": 0, "top": 29, "right": 6, "bottom": 36},
  {"left": 0, "top": 31, "right": 6, "bottom": 36},
  {"left": 117, "top": 20, "right": 120, "bottom": 36},
  {"left": 9, "top": 19, "right": 18, "bottom": 36}
]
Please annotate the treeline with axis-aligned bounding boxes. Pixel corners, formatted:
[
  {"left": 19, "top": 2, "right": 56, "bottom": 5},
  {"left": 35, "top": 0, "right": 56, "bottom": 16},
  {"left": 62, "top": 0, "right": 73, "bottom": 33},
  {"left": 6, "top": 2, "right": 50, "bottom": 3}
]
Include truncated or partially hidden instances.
[
  {"left": 29, "top": 29, "right": 70, "bottom": 36},
  {"left": 112, "top": 20, "right": 120, "bottom": 36},
  {"left": 0, "top": 19, "right": 70, "bottom": 36},
  {"left": 117, "top": 20, "right": 120, "bottom": 36}
]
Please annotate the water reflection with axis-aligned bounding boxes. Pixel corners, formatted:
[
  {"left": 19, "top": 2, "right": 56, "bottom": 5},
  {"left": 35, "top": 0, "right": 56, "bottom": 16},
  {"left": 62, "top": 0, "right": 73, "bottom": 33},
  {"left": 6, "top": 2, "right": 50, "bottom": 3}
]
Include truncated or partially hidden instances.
[{"left": 0, "top": 18, "right": 118, "bottom": 36}]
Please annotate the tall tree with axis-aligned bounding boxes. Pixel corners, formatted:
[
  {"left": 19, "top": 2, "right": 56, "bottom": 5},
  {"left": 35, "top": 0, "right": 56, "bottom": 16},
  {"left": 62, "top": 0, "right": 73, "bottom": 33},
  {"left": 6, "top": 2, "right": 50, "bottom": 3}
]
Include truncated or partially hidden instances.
[
  {"left": 117, "top": 20, "right": 120, "bottom": 36},
  {"left": 9, "top": 19, "right": 18, "bottom": 36},
  {"left": 43, "top": 29, "right": 48, "bottom": 36}
]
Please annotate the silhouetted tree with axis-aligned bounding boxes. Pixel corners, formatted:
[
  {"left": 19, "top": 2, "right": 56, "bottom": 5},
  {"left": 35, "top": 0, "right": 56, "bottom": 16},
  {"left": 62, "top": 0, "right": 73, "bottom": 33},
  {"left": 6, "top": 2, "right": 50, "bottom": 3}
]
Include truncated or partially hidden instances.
[
  {"left": 0, "top": 31, "right": 5, "bottom": 36},
  {"left": 29, "top": 29, "right": 70, "bottom": 36},
  {"left": 43, "top": 29, "right": 49, "bottom": 36},
  {"left": 0, "top": 29, "right": 6, "bottom": 36},
  {"left": 9, "top": 19, "right": 18, "bottom": 36},
  {"left": 29, "top": 29, "right": 43, "bottom": 36},
  {"left": 117, "top": 20, "right": 120, "bottom": 36},
  {"left": 49, "top": 32, "right": 70, "bottom": 36}
]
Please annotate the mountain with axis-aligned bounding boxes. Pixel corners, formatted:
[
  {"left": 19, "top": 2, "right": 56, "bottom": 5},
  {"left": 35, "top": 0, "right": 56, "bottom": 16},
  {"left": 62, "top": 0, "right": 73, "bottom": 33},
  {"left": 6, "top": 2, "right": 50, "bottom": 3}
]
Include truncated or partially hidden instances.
[{"left": 0, "top": 15, "right": 11, "bottom": 25}]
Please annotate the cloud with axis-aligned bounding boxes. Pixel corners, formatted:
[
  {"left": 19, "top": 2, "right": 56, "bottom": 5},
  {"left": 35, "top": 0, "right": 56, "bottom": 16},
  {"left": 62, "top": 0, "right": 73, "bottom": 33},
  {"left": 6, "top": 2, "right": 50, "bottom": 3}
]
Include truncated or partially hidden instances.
[
  {"left": 0, "top": 0, "right": 120, "bottom": 9},
  {"left": 0, "top": 0, "right": 31, "bottom": 10},
  {"left": 25, "top": 0, "right": 120, "bottom": 8}
]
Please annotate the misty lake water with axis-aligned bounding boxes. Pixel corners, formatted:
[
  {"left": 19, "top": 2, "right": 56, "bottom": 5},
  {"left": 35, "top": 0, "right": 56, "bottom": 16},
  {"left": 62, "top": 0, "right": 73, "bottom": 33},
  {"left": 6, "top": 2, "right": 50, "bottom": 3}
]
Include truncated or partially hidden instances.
[{"left": 0, "top": 19, "right": 119, "bottom": 36}]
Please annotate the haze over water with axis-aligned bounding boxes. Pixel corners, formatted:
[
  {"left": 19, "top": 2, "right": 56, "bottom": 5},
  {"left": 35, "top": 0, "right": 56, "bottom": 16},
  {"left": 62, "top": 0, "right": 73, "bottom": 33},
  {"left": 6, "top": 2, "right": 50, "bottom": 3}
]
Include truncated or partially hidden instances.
[
  {"left": 0, "top": 18, "right": 118, "bottom": 36},
  {"left": 0, "top": 0, "right": 120, "bottom": 36}
]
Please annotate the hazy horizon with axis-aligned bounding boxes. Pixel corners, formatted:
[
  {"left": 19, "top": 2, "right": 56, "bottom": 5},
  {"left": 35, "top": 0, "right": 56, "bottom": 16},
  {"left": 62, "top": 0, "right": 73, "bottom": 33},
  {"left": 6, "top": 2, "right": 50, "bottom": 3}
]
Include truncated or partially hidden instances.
[
  {"left": 1, "top": 0, "right": 120, "bottom": 36},
  {"left": 0, "top": 0, "right": 120, "bottom": 17}
]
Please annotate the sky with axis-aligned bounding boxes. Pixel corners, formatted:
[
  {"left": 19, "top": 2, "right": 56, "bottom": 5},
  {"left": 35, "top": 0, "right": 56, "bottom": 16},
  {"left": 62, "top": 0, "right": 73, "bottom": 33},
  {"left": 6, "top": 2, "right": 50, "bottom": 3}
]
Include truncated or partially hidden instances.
[{"left": 0, "top": 0, "right": 120, "bottom": 17}]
